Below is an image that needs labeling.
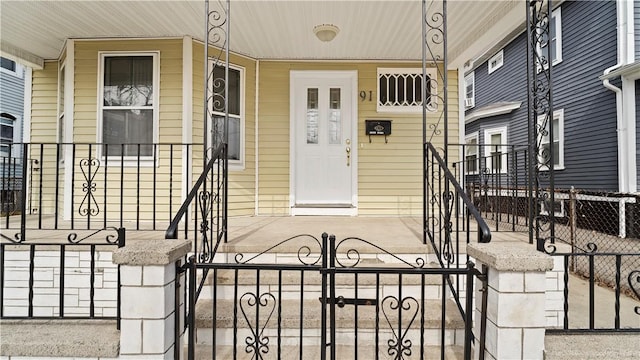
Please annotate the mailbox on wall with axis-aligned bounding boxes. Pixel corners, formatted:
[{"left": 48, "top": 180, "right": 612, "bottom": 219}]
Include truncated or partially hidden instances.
[{"left": 365, "top": 120, "right": 392, "bottom": 143}]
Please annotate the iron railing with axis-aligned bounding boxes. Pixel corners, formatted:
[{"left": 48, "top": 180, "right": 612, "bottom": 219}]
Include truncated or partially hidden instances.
[
  {"left": 424, "top": 142, "right": 491, "bottom": 261},
  {"left": 543, "top": 242, "right": 640, "bottom": 333},
  {"left": 1, "top": 142, "right": 193, "bottom": 241},
  {"left": 184, "top": 233, "right": 484, "bottom": 360},
  {"left": 451, "top": 143, "right": 531, "bottom": 234},
  {"left": 165, "top": 143, "right": 227, "bottom": 263},
  {"left": 0, "top": 227, "right": 125, "bottom": 327}
]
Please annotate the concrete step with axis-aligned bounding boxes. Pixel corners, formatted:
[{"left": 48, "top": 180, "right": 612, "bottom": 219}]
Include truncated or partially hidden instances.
[
  {"left": 190, "top": 344, "right": 465, "bottom": 360},
  {"left": 544, "top": 333, "right": 640, "bottom": 360},
  {"left": 200, "top": 264, "right": 450, "bottom": 287},
  {"left": 194, "top": 298, "right": 465, "bottom": 330}
]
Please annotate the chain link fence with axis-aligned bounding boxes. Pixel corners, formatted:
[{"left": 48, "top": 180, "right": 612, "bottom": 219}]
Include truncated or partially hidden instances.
[{"left": 465, "top": 185, "right": 640, "bottom": 297}]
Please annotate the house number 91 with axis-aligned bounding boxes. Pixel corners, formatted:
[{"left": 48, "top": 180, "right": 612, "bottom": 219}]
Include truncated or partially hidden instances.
[{"left": 359, "top": 91, "right": 372, "bottom": 102}]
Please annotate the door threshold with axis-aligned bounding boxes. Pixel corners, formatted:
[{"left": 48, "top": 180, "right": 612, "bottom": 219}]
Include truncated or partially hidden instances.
[{"left": 291, "top": 206, "right": 357, "bottom": 216}]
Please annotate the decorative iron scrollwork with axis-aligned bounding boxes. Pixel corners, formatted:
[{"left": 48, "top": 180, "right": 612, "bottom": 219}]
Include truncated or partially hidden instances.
[
  {"left": 67, "top": 227, "right": 122, "bottom": 245},
  {"left": 79, "top": 158, "right": 100, "bottom": 217},
  {"left": 381, "top": 296, "right": 419, "bottom": 359},
  {"left": 334, "top": 237, "right": 427, "bottom": 268},
  {"left": 528, "top": 0, "right": 556, "bottom": 249},
  {"left": 240, "top": 292, "right": 276, "bottom": 357},
  {"left": 0, "top": 232, "right": 23, "bottom": 244},
  {"left": 234, "top": 234, "right": 323, "bottom": 266},
  {"left": 198, "top": 190, "right": 213, "bottom": 263},
  {"left": 628, "top": 270, "right": 640, "bottom": 316}
]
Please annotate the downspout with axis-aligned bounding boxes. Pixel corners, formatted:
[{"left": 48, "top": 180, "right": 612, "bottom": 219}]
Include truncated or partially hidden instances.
[
  {"left": 254, "top": 60, "right": 260, "bottom": 215},
  {"left": 601, "top": 0, "right": 630, "bottom": 192}
]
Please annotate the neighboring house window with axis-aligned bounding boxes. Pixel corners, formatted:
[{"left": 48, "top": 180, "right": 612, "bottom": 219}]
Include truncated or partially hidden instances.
[
  {"left": 537, "top": 7, "right": 562, "bottom": 69},
  {"left": 464, "top": 72, "right": 475, "bottom": 109},
  {"left": 0, "top": 57, "right": 23, "bottom": 78},
  {"left": 465, "top": 133, "right": 479, "bottom": 174},
  {"left": 99, "top": 52, "right": 158, "bottom": 159},
  {"left": 0, "top": 114, "right": 15, "bottom": 157},
  {"left": 377, "top": 68, "right": 436, "bottom": 112},
  {"left": 210, "top": 63, "right": 244, "bottom": 167},
  {"left": 483, "top": 126, "right": 507, "bottom": 173},
  {"left": 487, "top": 50, "right": 504, "bottom": 74},
  {"left": 537, "top": 109, "right": 564, "bottom": 170}
]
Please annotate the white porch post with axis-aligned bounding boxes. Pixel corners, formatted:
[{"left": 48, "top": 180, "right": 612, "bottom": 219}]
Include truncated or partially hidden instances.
[
  {"left": 113, "top": 240, "right": 191, "bottom": 359},
  {"left": 468, "top": 242, "right": 554, "bottom": 360}
]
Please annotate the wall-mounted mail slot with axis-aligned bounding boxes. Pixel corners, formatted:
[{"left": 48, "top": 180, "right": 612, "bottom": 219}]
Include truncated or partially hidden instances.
[{"left": 365, "top": 120, "right": 392, "bottom": 143}]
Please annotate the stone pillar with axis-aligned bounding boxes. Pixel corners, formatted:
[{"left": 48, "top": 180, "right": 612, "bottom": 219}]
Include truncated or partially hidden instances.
[
  {"left": 113, "top": 239, "right": 191, "bottom": 360},
  {"left": 467, "top": 242, "right": 553, "bottom": 360}
]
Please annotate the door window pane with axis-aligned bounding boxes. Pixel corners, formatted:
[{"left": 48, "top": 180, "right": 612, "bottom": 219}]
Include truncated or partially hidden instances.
[
  {"left": 328, "top": 88, "right": 341, "bottom": 144},
  {"left": 306, "top": 88, "right": 319, "bottom": 144}
]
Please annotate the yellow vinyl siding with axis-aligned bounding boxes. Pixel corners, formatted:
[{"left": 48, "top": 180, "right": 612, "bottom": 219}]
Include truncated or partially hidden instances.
[
  {"left": 191, "top": 41, "right": 257, "bottom": 217},
  {"left": 28, "top": 61, "right": 60, "bottom": 214},
  {"left": 257, "top": 62, "right": 459, "bottom": 216},
  {"left": 67, "top": 40, "right": 185, "bottom": 223}
]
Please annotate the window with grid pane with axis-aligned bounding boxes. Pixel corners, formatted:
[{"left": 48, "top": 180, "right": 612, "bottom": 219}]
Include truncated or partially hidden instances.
[{"left": 377, "top": 68, "right": 435, "bottom": 112}]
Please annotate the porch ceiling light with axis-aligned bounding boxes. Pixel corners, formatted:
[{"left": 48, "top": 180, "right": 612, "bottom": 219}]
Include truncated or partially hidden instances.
[{"left": 313, "top": 24, "right": 339, "bottom": 42}]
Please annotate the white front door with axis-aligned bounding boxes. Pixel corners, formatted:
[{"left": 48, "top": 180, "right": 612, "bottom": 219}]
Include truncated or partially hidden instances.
[{"left": 290, "top": 71, "right": 357, "bottom": 214}]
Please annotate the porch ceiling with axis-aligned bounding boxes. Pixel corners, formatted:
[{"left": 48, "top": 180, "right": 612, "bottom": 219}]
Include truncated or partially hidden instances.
[{"left": 0, "top": 0, "right": 524, "bottom": 69}]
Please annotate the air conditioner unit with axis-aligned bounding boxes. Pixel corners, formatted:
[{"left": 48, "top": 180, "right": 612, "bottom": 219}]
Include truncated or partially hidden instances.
[{"left": 464, "top": 98, "right": 474, "bottom": 108}]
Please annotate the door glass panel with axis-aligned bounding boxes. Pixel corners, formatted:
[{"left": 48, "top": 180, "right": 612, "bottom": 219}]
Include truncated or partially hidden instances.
[
  {"left": 328, "top": 88, "right": 341, "bottom": 144},
  {"left": 306, "top": 88, "right": 318, "bottom": 144}
]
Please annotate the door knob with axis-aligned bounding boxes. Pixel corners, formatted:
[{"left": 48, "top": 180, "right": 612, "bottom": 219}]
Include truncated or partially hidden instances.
[{"left": 346, "top": 146, "right": 351, "bottom": 167}]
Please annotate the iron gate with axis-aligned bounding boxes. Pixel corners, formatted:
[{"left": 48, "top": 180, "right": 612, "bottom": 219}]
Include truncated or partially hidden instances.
[{"left": 184, "top": 233, "right": 483, "bottom": 360}]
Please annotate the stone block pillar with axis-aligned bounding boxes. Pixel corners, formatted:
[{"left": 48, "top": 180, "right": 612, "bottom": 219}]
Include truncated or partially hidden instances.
[
  {"left": 467, "top": 242, "right": 553, "bottom": 360},
  {"left": 113, "top": 239, "right": 191, "bottom": 360}
]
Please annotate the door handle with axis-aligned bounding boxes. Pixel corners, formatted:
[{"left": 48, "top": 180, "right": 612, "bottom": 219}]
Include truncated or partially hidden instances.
[{"left": 346, "top": 146, "right": 351, "bottom": 166}]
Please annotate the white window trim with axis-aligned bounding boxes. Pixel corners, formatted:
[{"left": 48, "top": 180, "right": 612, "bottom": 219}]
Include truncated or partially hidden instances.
[
  {"left": 483, "top": 126, "right": 508, "bottom": 174},
  {"left": 537, "top": 108, "right": 565, "bottom": 171},
  {"left": 465, "top": 132, "right": 479, "bottom": 174},
  {"left": 96, "top": 51, "right": 160, "bottom": 166},
  {"left": 487, "top": 50, "right": 504, "bottom": 74},
  {"left": 0, "top": 115, "right": 16, "bottom": 157},
  {"left": 0, "top": 58, "right": 23, "bottom": 78},
  {"left": 464, "top": 72, "right": 475, "bottom": 109},
  {"left": 536, "top": 7, "right": 563, "bottom": 71},
  {"left": 208, "top": 60, "right": 245, "bottom": 171},
  {"left": 376, "top": 67, "right": 437, "bottom": 113}
]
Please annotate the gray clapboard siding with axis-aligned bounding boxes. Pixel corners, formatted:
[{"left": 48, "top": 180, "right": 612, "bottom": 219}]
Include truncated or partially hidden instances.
[
  {"left": 465, "top": 0, "right": 619, "bottom": 191},
  {"left": 636, "top": 0, "right": 640, "bottom": 60},
  {"left": 0, "top": 61, "right": 26, "bottom": 180}
]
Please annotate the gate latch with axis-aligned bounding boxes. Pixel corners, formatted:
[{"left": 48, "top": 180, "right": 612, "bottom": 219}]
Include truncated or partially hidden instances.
[{"left": 320, "top": 296, "right": 378, "bottom": 308}]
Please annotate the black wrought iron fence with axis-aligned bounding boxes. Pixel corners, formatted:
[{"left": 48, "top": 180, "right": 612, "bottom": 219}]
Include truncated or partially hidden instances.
[
  {"left": 1, "top": 142, "right": 195, "bottom": 241},
  {"left": 543, "top": 245, "right": 640, "bottom": 332},
  {"left": 183, "top": 233, "right": 484, "bottom": 360},
  {"left": 451, "top": 143, "right": 531, "bottom": 233},
  {"left": 0, "top": 227, "right": 125, "bottom": 327}
]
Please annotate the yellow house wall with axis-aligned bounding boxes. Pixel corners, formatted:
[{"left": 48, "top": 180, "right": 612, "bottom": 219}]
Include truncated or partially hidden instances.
[
  {"left": 191, "top": 41, "right": 257, "bottom": 217},
  {"left": 257, "top": 62, "right": 459, "bottom": 216},
  {"left": 28, "top": 61, "right": 59, "bottom": 214}
]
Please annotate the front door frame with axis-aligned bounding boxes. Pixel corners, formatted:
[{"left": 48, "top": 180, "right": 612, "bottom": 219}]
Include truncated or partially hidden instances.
[{"left": 289, "top": 70, "right": 358, "bottom": 216}]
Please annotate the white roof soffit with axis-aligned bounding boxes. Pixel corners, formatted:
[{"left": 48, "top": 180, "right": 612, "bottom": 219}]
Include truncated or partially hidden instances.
[{"left": 1, "top": 0, "right": 525, "bottom": 66}]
